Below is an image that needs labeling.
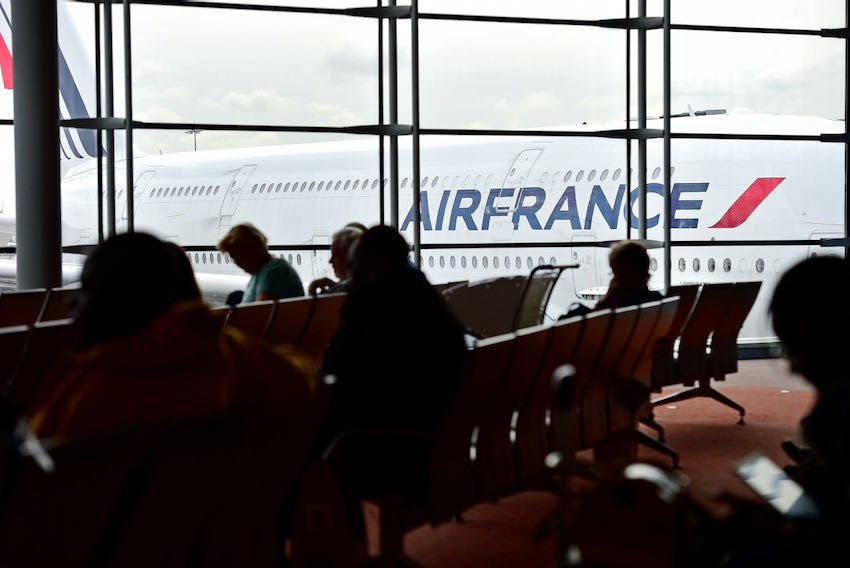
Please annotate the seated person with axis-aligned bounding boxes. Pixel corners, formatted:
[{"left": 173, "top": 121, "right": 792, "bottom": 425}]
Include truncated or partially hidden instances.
[
  {"left": 595, "top": 240, "right": 663, "bottom": 310},
  {"left": 217, "top": 223, "right": 304, "bottom": 302},
  {"left": 317, "top": 225, "right": 467, "bottom": 543},
  {"left": 306, "top": 224, "right": 364, "bottom": 295},
  {"left": 28, "top": 232, "right": 314, "bottom": 439}
]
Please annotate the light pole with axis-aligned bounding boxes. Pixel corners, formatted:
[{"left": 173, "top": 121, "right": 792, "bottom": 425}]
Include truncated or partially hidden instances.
[{"left": 185, "top": 127, "right": 202, "bottom": 151}]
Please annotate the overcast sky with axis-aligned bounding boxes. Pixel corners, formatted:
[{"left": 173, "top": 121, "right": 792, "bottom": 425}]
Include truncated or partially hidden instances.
[{"left": 59, "top": 0, "right": 848, "bottom": 155}]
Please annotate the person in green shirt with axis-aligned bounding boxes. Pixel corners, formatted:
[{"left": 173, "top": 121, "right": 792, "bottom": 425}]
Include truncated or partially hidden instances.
[{"left": 217, "top": 223, "right": 304, "bottom": 302}]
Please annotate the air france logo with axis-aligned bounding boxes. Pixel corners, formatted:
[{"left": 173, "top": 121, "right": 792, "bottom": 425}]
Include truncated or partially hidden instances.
[
  {"left": 401, "top": 177, "right": 784, "bottom": 232},
  {"left": 0, "top": 4, "right": 12, "bottom": 89}
]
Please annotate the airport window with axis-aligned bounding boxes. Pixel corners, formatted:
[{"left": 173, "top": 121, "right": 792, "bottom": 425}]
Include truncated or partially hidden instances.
[
  {"left": 693, "top": 258, "right": 700, "bottom": 272},
  {"left": 708, "top": 258, "right": 716, "bottom": 272},
  {"left": 576, "top": 170, "right": 584, "bottom": 182},
  {"left": 461, "top": 256, "right": 467, "bottom": 269},
  {"left": 421, "top": 177, "right": 428, "bottom": 188},
  {"left": 450, "top": 256, "right": 456, "bottom": 268},
  {"left": 472, "top": 256, "right": 478, "bottom": 269},
  {"left": 652, "top": 167, "right": 661, "bottom": 180},
  {"left": 723, "top": 258, "right": 732, "bottom": 272},
  {"left": 588, "top": 170, "right": 596, "bottom": 182},
  {"left": 600, "top": 169, "right": 609, "bottom": 181},
  {"left": 678, "top": 258, "right": 686, "bottom": 272},
  {"left": 613, "top": 169, "right": 621, "bottom": 180},
  {"left": 439, "top": 256, "right": 445, "bottom": 268},
  {"left": 564, "top": 171, "right": 572, "bottom": 183},
  {"left": 428, "top": 256, "right": 434, "bottom": 268},
  {"left": 650, "top": 258, "right": 658, "bottom": 272},
  {"left": 494, "top": 256, "right": 500, "bottom": 269},
  {"left": 756, "top": 258, "right": 765, "bottom": 273}
]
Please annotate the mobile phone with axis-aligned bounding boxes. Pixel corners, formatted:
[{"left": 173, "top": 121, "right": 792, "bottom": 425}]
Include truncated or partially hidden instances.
[{"left": 735, "top": 452, "right": 820, "bottom": 519}]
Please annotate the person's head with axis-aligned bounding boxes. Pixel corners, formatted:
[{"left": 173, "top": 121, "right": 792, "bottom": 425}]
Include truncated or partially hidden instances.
[
  {"left": 770, "top": 255, "right": 850, "bottom": 387},
  {"left": 344, "top": 221, "right": 368, "bottom": 233},
  {"left": 73, "top": 232, "right": 201, "bottom": 348},
  {"left": 217, "top": 223, "right": 270, "bottom": 274},
  {"left": 351, "top": 224, "right": 411, "bottom": 285},
  {"left": 330, "top": 225, "right": 364, "bottom": 279},
  {"left": 608, "top": 240, "right": 651, "bottom": 287}
]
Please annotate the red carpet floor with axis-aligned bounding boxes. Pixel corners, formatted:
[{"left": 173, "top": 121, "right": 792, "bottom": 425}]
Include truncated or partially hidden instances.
[{"left": 385, "top": 379, "right": 815, "bottom": 568}]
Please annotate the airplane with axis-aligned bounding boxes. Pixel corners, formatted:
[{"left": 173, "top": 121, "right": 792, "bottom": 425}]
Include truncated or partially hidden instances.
[{"left": 0, "top": 1, "right": 845, "bottom": 351}]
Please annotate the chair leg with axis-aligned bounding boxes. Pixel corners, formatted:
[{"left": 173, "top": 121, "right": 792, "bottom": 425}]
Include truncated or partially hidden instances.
[
  {"left": 632, "top": 428, "right": 679, "bottom": 469},
  {"left": 651, "top": 379, "right": 746, "bottom": 424},
  {"left": 638, "top": 414, "right": 666, "bottom": 443}
]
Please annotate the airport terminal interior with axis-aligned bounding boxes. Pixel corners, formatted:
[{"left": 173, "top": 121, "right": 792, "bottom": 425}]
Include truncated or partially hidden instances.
[{"left": 1, "top": 1, "right": 849, "bottom": 566}]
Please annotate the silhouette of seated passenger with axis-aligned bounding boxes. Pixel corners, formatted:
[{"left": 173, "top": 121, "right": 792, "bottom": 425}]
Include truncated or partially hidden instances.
[
  {"left": 595, "top": 240, "right": 663, "bottom": 310},
  {"left": 28, "top": 232, "right": 314, "bottom": 439},
  {"left": 306, "top": 224, "right": 364, "bottom": 295},
  {"left": 317, "top": 225, "right": 467, "bottom": 543}
]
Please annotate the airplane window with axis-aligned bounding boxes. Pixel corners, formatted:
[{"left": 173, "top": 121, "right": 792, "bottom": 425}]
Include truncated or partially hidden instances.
[
  {"left": 650, "top": 258, "right": 658, "bottom": 272},
  {"left": 178, "top": 188, "right": 184, "bottom": 197},
  {"left": 613, "top": 168, "right": 621, "bottom": 180},
  {"left": 693, "top": 258, "right": 700, "bottom": 272},
  {"left": 550, "top": 257, "right": 556, "bottom": 265},
  {"left": 723, "top": 258, "right": 732, "bottom": 272},
  {"left": 505, "top": 256, "right": 510, "bottom": 269},
  {"left": 652, "top": 167, "right": 661, "bottom": 180},
  {"left": 344, "top": 180, "right": 351, "bottom": 190},
  {"left": 516, "top": 256, "right": 521, "bottom": 269},
  {"left": 318, "top": 181, "right": 324, "bottom": 191},
  {"left": 192, "top": 187, "right": 198, "bottom": 196},
  {"left": 678, "top": 258, "right": 686, "bottom": 272},
  {"left": 251, "top": 184, "right": 258, "bottom": 194},
  {"left": 372, "top": 179, "right": 379, "bottom": 190},
  {"left": 431, "top": 177, "right": 439, "bottom": 188},
  {"left": 383, "top": 178, "right": 388, "bottom": 187},
  {"left": 284, "top": 182, "right": 291, "bottom": 192},
  {"left": 564, "top": 171, "right": 572, "bottom": 183},
  {"left": 421, "top": 177, "right": 428, "bottom": 188},
  {"left": 401, "top": 178, "right": 408, "bottom": 189},
  {"left": 588, "top": 170, "right": 596, "bottom": 182},
  {"left": 363, "top": 178, "right": 369, "bottom": 189},
  {"left": 214, "top": 186, "right": 220, "bottom": 195},
  {"left": 194, "top": 253, "right": 199, "bottom": 263},
  {"left": 600, "top": 169, "right": 609, "bottom": 181},
  {"left": 538, "top": 256, "right": 545, "bottom": 266},
  {"left": 472, "top": 256, "right": 477, "bottom": 269},
  {"left": 353, "top": 180, "right": 360, "bottom": 190},
  {"left": 482, "top": 256, "right": 488, "bottom": 269},
  {"left": 224, "top": 254, "right": 229, "bottom": 264},
  {"left": 149, "top": 189, "right": 155, "bottom": 198},
  {"left": 494, "top": 256, "right": 500, "bottom": 269},
  {"left": 552, "top": 171, "right": 560, "bottom": 184},
  {"left": 708, "top": 258, "right": 716, "bottom": 272},
  {"left": 158, "top": 188, "right": 165, "bottom": 197},
  {"left": 439, "top": 256, "right": 445, "bottom": 268},
  {"left": 202, "top": 253, "right": 206, "bottom": 264},
  {"left": 670, "top": 166, "right": 676, "bottom": 177},
  {"left": 326, "top": 181, "right": 332, "bottom": 191},
  {"left": 452, "top": 176, "right": 460, "bottom": 187},
  {"left": 428, "top": 256, "right": 434, "bottom": 268},
  {"left": 170, "top": 188, "right": 176, "bottom": 196},
  {"left": 335, "top": 181, "right": 342, "bottom": 191},
  {"left": 309, "top": 182, "right": 315, "bottom": 191},
  {"left": 217, "top": 253, "right": 221, "bottom": 264},
  {"left": 527, "top": 257, "right": 533, "bottom": 270},
  {"left": 297, "top": 254, "right": 301, "bottom": 265},
  {"left": 509, "top": 168, "right": 516, "bottom": 177},
  {"left": 288, "top": 254, "right": 293, "bottom": 264},
  {"left": 540, "top": 171, "right": 549, "bottom": 183},
  {"left": 474, "top": 174, "right": 482, "bottom": 187},
  {"left": 485, "top": 174, "right": 494, "bottom": 187},
  {"left": 756, "top": 258, "right": 765, "bottom": 273},
  {"left": 450, "top": 256, "right": 456, "bottom": 268},
  {"left": 300, "top": 182, "right": 307, "bottom": 192},
  {"left": 118, "top": 190, "right": 125, "bottom": 200},
  {"left": 576, "top": 170, "right": 584, "bottom": 182},
  {"left": 461, "top": 256, "right": 467, "bottom": 269}
]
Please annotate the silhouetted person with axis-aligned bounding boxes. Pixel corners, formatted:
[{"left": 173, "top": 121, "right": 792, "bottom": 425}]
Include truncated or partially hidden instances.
[
  {"left": 595, "top": 240, "right": 662, "bottom": 310},
  {"left": 317, "top": 224, "right": 467, "bottom": 553},
  {"left": 306, "top": 224, "right": 364, "bottom": 295},
  {"left": 217, "top": 223, "right": 304, "bottom": 302},
  {"left": 28, "top": 232, "right": 313, "bottom": 438}
]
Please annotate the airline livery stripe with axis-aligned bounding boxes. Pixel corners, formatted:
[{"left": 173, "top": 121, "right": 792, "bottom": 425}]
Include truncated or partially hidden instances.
[
  {"left": 58, "top": 48, "right": 97, "bottom": 157},
  {"left": 0, "top": 4, "right": 11, "bottom": 89},
  {"left": 709, "top": 177, "right": 784, "bottom": 229}
]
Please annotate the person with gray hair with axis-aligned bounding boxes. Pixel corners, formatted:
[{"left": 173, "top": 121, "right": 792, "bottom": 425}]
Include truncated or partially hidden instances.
[{"left": 307, "top": 223, "right": 365, "bottom": 295}]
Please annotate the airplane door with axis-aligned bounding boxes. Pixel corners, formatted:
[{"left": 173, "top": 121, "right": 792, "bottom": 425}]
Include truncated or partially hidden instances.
[
  {"left": 219, "top": 165, "right": 256, "bottom": 217},
  {"left": 490, "top": 148, "right": 543, "bottom": 241},
  {"left": 570, "top": 233, "right": 600, "bottom": 299},
  {"left": 121, "top": 170, "right": 155, "bottom": 220},
  {"left": 312, "top": 234, "right": 331, "bottom": 281}
]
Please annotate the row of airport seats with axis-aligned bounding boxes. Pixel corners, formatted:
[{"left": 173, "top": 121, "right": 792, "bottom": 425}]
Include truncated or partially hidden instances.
[{"left": 0, "top": 286, "right": 78, "bottom": 327}]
